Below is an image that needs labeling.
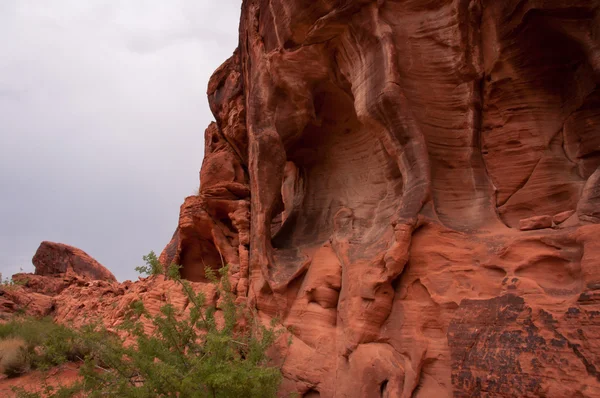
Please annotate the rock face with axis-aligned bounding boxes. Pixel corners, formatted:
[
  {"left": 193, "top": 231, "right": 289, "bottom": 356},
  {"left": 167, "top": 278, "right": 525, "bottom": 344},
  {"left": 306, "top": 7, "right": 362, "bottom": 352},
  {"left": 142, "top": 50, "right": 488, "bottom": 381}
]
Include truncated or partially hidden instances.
[
  {"left": 32, "top": 241, "right": 116, "bottom": 282},
  {"left": 159, "top": 1, "right": 600, "bottom": 396},
  {"left": 4, "top": 2, "right": 600, "bottom": 397}
]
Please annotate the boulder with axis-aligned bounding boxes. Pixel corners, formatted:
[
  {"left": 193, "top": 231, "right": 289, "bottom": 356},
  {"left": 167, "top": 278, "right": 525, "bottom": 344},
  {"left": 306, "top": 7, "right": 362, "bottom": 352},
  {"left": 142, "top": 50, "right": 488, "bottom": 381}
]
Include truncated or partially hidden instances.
[{"left": 32, "top": 241, "right": 116, "bottom": 282}]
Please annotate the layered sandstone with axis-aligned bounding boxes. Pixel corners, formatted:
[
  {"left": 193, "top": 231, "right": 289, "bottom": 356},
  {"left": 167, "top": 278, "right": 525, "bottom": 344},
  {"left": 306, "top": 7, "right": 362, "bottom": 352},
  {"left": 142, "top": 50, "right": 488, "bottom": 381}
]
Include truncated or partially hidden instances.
[
  {"left": 3, "top": 1, "right": 600, "bottom": 397},
  {"left": 160, "top": 1, "right": 600, "bottom": 396}
]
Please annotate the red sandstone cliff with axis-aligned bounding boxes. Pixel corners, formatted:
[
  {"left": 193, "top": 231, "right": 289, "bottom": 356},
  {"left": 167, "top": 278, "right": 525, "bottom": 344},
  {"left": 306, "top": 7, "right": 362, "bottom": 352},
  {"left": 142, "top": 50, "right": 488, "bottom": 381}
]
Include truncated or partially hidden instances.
[
  {"left": 5, "top": 1, "right": 600, "bottom": 397},
  {"left": 160, "top": 1, "right": 600, "bottom": 396}
]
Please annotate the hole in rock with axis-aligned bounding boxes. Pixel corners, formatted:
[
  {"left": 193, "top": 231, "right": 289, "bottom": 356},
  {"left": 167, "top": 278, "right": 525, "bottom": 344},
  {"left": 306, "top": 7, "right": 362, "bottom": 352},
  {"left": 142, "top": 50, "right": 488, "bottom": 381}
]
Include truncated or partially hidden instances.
[
  {"left": 483, "top": 9, "right": 597, "bottom": 225},
  {"left": 283, "top": 39, "right": 297, "bottom": 50},
  {"left": 303, "top": 389, "right": 320, "bottom": 398},
  {"left": 271, "top": 81, "right": 403, "bottom": 260},
  {"left": 380, "top": 380, "right": 389, "bottom": 398},
  {"left": 179, "top": 238, "right": 222, "bottom": 282}
]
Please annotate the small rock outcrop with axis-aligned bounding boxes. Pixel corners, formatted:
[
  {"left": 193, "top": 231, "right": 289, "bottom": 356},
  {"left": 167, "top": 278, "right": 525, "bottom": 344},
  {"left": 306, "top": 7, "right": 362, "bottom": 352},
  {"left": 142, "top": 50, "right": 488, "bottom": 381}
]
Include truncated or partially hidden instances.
[
  {"left": 32, "top": 241, "right": 116, "bottom": 282},
  {"left": 553, "top": 209, "right": 576, "bottom": 225},
  {"left": 518, "top": 215, "right": 553, "bottom": 231}
]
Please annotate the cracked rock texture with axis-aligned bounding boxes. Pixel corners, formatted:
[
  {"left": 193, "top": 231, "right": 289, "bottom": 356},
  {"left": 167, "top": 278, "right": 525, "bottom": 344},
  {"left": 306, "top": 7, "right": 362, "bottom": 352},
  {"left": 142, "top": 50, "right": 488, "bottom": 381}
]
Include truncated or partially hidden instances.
[{"left": 160, "top": 0, "right": 600, "bottom": 396}]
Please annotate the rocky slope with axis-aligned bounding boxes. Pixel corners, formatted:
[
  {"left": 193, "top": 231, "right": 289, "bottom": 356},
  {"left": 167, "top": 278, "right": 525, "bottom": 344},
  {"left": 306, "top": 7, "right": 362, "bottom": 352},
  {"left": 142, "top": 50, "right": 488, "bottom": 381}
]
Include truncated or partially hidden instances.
[
  {"left": 4, "top": 1, "right": 600, "bottom": 397},
  {"left": 0, "top": 246, "right": 218, "bottom": 397},
  {"left": 0, "top": 243, "right": 217, "bottom": 337}
]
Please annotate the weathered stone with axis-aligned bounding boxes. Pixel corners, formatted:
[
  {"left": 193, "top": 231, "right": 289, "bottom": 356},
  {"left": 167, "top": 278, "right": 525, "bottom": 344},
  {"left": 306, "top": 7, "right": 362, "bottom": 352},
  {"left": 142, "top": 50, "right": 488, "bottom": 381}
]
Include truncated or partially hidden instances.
[
  {"left": 7, "top": 1, "right": 600, "bottom": 396},
  {"left": 553, "top": 210, "right": 576, "bottom": 225},
  {"left": 32, "top": 241, "right": 116, "bottom": 282},
  {"left": 519, "top": 215, "right": 553, "bottom": 231},
  {"left": 155, "top": 1, "right": 600, "bottom": 396}
]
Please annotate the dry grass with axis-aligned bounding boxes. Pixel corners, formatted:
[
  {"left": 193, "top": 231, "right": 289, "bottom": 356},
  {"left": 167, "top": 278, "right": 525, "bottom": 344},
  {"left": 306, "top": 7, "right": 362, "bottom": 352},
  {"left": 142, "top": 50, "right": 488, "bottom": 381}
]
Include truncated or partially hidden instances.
[{"left": 0, "top": 337, "right": 29, "bottom": 377}]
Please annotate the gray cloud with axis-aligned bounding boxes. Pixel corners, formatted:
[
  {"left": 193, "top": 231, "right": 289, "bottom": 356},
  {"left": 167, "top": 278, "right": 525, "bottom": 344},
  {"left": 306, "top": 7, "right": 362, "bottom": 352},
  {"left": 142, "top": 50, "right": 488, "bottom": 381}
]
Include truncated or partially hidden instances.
[{"left": 0, "top": 0, "right": 241, "bottom": 281}]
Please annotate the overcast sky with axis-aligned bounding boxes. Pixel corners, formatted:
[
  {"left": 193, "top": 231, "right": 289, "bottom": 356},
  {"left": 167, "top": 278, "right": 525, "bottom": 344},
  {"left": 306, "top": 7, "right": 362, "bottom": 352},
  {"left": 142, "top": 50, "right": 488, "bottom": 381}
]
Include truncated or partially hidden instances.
[{"left": 0, "top": 1, "right": 241, "bottom": 281}]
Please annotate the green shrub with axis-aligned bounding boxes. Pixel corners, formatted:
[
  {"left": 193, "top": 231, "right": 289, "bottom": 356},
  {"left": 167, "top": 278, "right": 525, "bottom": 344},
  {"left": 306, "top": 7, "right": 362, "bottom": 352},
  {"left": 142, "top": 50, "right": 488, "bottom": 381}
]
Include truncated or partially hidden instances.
[
  {"left": 0, "top": 317, "right": 95, "bottom": 377},
  {"left": 0, "top": 337, "right": 28, "bottom": 377},
  {"left": 13, "top": 254, "right": 284, "bottom": 397},
  {"left": 0, "top": 273, "right": 27, "bottom": 290},
  {"left": 134, "top": 251, "right": 164, "bottom": 276}
]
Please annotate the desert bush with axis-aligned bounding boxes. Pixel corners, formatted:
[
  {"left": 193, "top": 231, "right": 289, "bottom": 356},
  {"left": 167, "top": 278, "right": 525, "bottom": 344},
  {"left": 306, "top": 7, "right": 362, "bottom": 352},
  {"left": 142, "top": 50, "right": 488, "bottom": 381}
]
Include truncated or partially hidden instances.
[
  {"left": 0, "top": 317, "right": 93, "bottom": 377},
  {"left": 0, "top": 337, "right": 28, "bottom": 377},
  {"left": 134, "top": 251, "right": 164, "bottom": 276},
  {"left": 0, "top": 274, "right": 27, "bottom": 290},
  {"left": 13, "top": 253, "right": 284, "bottom": 398}
]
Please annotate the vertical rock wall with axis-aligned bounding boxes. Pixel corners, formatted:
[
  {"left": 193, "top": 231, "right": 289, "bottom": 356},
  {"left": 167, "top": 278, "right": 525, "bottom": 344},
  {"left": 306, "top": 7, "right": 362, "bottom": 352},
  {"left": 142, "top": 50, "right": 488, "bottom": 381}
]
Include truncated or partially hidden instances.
[{"left": 162, "top": 1, "right": 600, "bottom": 396}]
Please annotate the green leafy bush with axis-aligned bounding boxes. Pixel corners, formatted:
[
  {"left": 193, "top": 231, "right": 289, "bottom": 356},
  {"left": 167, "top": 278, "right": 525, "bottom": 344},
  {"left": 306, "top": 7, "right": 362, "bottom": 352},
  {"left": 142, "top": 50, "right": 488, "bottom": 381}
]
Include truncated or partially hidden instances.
[
  {"left": 134, "top": 251, "right": 164, "bottom": 276},
  {"left": 0, "top": 317, "right": 93, "bottom": 378},
  {"left": 13, "top": 254, "right": 284, "bottom": 398},
  {"left": 0, "top": 338, "right": 28, "bottom": 377}
]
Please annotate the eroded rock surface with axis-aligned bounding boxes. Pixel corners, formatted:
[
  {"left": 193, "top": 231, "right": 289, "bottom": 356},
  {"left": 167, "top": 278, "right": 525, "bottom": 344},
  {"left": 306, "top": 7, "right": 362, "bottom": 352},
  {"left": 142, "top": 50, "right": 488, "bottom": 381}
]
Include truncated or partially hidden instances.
[
  {"left": 32, "top": 241, "right": 116, "bottom": 282},
  {"left": 5, "top": 1, "right": 600, "bottom": 397},
  {"left": 159, "top": 1, "right": 600, "bottom": 396},
  {"left": 0, "top": 272, "right": 218, "bottom": 341}
]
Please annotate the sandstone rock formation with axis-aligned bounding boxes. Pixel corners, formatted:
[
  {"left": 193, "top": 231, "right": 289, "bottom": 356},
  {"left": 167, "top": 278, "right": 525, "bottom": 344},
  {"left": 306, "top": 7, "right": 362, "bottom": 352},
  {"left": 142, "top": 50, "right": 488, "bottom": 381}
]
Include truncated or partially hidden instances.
[
  {"left": 32, "top": 241, "right": 116, "bottom": 282},
  {"left": 0, "top": 271, "right": 217, "bottom": 342},
  {"left": 0, "top": 269, "right": 222, "bottom": 397},
  {"left": 4, "top": 1, "right": 600, "bottom": 397},
  {"left": 1, "top": 242, "right": 114, "bottom": 320},
  {"left": 159, "top": 1, "right": 600, "bottom": 396},
  {"left": 0, "top": 243, "right": 116, "bottom": 320}
]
